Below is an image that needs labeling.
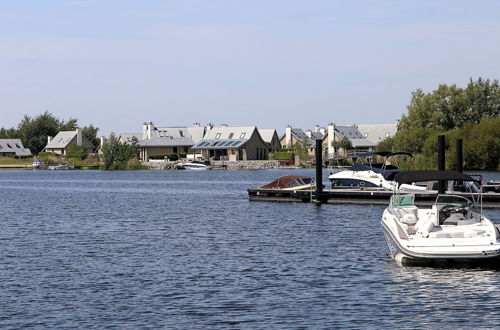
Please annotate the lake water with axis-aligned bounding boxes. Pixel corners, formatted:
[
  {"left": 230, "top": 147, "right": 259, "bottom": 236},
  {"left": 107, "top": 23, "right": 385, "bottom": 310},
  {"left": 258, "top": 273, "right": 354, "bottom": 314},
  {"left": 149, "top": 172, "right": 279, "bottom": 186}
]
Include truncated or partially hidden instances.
[{"left": 1, "top": 169, "right": 499, "bottom": 329}]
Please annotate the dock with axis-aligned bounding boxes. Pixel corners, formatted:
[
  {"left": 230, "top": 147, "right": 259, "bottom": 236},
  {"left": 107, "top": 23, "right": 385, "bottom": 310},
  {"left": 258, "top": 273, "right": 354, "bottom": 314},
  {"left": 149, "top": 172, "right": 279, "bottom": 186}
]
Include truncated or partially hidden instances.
[{"left": 247, "top": 187, "right": 500, "bottom": 209}]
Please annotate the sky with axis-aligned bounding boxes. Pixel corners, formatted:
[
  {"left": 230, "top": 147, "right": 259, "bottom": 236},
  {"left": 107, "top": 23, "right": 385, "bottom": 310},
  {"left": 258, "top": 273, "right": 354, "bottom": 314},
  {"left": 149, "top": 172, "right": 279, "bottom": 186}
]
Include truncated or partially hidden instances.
[{"left": 1, "top": 0, "right": 499, "bottom": 136}]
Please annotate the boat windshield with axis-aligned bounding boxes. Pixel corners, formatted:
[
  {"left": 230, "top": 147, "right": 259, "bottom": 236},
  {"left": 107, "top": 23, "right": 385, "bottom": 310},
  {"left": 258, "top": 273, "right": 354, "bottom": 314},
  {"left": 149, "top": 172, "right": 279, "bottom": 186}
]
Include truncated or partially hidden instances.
[
  {"left": 391, "top": 194, "right": 415, "bottom": 208},
  {"left": 435, "top": 195, "right": 473, "bottom": 208}
]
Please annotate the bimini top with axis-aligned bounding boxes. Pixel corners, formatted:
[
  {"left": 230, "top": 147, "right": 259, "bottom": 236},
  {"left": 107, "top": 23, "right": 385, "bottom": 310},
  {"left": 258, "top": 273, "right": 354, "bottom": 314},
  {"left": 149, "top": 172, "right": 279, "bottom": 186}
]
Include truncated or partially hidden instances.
[
  {"left": 356, "top": 151, "right": 413, "bottom": 158},
  {"left": 394, "top": 170, "right": 479, "bottom": 185}
]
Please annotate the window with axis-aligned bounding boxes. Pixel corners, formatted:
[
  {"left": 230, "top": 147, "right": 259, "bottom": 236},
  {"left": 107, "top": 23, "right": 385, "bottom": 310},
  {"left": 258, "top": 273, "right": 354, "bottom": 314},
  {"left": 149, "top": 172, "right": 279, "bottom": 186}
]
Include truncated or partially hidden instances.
[
  {"left": 228, "top": 132, "right": 234, "bottom": 139},
  {"left": 385, "top": 132, "right": 391, "bottom": 138},
  {"left": 159, "top": 131, "right": 165, "bottom": 137},
  {"left": 179, "top": 130, "right": 184, "bottom": 137},
  {"left": 215, "top": 133, "right": 221, "bottom": 139},
  {"left": 240, "top": 133, "right": 246, "bottom": 139},
  {"left": 7, "top": 144, "right": 12, "bottom": 148}
]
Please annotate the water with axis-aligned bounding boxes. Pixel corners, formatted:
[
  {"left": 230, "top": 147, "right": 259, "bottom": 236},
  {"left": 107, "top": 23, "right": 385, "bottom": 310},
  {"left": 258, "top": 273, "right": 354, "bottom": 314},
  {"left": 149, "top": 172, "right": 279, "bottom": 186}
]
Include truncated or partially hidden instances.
[{"left": 0, "top": 169, "right": 499, "bottom": 329}]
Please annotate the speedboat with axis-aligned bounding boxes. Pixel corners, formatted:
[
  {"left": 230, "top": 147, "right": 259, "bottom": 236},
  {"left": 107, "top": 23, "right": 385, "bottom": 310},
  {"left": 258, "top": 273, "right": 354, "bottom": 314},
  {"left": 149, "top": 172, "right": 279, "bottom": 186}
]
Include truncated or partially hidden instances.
[
  {"left": 381, "top": 170, "right": 500, "bottom": 266},
  {"left": 181, "top": 161, "right": 212, "bottom": 170},
  {"left": 259, "top": 175, "right": 316, "bottom": 190},
  {"left": 329, "top": 151, "right": 413, "bottom": 190}
]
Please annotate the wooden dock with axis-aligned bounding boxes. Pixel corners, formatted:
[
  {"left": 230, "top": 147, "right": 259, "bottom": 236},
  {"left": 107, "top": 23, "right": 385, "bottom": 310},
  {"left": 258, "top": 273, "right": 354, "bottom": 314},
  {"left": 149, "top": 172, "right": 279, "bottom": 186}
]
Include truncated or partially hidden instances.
[{"left": 247, "top": 187, "right": 500, "bottom": 209}]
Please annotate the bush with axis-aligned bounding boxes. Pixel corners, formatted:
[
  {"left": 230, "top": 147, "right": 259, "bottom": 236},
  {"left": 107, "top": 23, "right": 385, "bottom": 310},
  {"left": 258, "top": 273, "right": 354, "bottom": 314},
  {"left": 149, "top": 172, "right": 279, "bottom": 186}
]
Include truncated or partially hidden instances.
[
  {"left": 272, "top": 151, "right": 294, "bottom": 160},
  {"left": 149, "top": 154, "right": 168, "bottom": 160}
]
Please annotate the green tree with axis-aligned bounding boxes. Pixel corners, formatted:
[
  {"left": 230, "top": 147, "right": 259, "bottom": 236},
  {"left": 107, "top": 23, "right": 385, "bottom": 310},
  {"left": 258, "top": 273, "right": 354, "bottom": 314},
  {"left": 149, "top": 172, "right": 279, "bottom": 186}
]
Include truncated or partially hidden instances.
[
  {"left": 101, "top": 133, "right": 140, "bottom": 170},
  {"left": 332, "top": 136, "right": 353, "bottom": 156},
  {"left": 66, "top": 144, "right": 88, "bottom": 160},
  {"left": 82, "top": 124, "right": 100, "bottom": 151}
]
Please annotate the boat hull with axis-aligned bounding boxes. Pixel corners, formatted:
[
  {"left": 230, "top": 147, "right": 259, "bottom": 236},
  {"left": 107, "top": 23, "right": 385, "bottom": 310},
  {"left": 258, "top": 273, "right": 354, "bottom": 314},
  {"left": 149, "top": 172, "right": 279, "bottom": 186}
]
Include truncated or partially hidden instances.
[{"left": 381, "top": 221, "right": 500, "bottom": 267}]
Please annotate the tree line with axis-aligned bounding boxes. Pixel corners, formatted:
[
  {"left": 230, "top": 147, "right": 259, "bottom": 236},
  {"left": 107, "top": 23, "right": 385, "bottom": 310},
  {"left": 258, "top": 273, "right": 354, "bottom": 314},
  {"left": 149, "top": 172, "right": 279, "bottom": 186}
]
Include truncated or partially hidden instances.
[{"left": 379, "top": 78, "right": 499, "bottom": 170}]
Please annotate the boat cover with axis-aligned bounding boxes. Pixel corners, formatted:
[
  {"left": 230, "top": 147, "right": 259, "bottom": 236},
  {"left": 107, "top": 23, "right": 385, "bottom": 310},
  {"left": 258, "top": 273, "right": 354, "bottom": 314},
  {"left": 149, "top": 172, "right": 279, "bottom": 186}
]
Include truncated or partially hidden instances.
[
  {"left": 394, "top": 170, "right": 478, "bottom": 185},
  {"left": 259, "top": 175, "right": 314, "bottom": 189}
]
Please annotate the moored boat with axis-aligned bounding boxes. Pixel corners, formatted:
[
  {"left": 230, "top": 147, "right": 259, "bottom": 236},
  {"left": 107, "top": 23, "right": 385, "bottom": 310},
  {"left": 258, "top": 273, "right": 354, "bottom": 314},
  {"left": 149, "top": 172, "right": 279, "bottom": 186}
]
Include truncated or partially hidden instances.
[
  {"left": 381, "top": 170, "right": 500, "bottom": 267},
  {"left": 259, "top": 175, "right": 316, "bottom": 190}
]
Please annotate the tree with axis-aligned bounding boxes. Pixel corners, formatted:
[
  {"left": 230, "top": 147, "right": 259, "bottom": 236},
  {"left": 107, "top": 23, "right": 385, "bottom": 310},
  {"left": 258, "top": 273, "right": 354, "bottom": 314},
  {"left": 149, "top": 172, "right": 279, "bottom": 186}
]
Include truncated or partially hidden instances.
[
  {"left": 66, "top": 144, "right": 88, "bottom": 160},
  {"left": 101, "top": 133, "right": 140, "bottom": 170},
  {"left": 82, "top": 124, "right": 100, "bottom": 151},
  {"left": 332, "top": 136, "right": 353, "bottom": 156}
]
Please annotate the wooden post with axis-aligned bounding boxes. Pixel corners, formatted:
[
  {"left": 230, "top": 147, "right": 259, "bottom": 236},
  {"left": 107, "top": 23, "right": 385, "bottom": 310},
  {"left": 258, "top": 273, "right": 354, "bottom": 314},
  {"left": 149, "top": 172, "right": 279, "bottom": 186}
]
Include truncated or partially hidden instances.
[
  {"left": 438, "top": 135, "right": 446, "bottom": 194},
  {"left": 455, "top": 139, "right": 463, "bottom": 173},
  {"left": 315, "top": 138, "right": 323, "bottom": 204}
]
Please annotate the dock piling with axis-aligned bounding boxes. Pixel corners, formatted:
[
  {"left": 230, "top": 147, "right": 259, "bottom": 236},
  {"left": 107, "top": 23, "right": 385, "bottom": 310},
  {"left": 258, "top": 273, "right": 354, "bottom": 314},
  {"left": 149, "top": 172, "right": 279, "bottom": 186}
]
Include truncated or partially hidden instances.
[
  {"left": 438, "top": 135, "right": 446, "bottom": 194},
  {"left": 314, "top": 138, "right": 323, "bottom": 204}
]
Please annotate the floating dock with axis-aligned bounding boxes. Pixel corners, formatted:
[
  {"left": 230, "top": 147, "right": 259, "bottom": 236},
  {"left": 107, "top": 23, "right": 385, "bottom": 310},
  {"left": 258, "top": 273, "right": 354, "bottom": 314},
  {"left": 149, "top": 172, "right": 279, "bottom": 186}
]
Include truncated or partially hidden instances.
[{"left": 247, "top": 187, "right": 500, "bottom": 209}]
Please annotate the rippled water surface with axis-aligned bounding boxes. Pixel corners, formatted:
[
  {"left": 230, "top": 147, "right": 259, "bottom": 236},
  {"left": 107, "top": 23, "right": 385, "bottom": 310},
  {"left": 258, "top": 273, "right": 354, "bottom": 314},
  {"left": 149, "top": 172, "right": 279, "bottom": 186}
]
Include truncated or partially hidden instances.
[{"left": 1, "top": 169, "right": 499, "bottom": 329}]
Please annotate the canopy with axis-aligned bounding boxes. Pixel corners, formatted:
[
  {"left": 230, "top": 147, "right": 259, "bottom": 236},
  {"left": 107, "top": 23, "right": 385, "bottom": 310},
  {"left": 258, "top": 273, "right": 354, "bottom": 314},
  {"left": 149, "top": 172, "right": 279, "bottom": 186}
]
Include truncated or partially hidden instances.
[{"left": 393, "top": 170, "right": 479, "bottom": 185}]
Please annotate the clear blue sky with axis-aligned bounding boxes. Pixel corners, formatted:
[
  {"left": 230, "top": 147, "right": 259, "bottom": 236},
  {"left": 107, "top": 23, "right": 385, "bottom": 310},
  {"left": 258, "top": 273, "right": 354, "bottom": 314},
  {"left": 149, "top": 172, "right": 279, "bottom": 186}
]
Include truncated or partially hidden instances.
[{"left": 1, "top": 0, "right": 499, "bottom": 136}]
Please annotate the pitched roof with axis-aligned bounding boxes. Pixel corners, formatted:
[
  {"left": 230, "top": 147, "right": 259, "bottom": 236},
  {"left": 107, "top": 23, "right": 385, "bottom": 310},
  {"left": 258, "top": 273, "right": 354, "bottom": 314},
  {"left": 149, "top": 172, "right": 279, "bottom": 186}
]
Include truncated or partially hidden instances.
[
  {"left": 204, "top": 126, "right": 256, "bottom": 140},
  {"left": 334, "top": 125, "right": 365, "bottom": 139},
  {"left": 119, "top": 133, "right": 142, "bottom": 143},
  {"left": 258, "top": 129, "right": 278, "bottom": 143},
  {"left": 139, "top": 137, "right": 195, "bottom": 147},
  {"left": 357, "top": 123, "right": 397, "bottom": 144},
  {"left": 0, "top": 139, "right": 32, "bottom": 156},
  {"left": 45, "top": 131, "right": 77, "bottom": 149}
]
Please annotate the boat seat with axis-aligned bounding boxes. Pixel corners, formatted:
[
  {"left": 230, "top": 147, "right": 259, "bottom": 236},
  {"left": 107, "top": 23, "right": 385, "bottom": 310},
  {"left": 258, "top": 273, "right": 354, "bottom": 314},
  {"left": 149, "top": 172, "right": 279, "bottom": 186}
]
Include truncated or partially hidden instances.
[
  {"left": 428, "top": 227, "right": 487, "bottom": 239},
  {"left": 396, "top": 207, "right": 419, "bottom": 225},
  {"left": 443, "top": 214, "right": 478, "bottom": 226}
]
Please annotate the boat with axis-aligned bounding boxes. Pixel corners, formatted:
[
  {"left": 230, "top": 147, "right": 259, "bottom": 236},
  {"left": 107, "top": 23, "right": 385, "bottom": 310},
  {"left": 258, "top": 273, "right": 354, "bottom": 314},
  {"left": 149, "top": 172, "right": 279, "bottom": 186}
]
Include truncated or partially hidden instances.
[
  {"left": 328, "top": 151, "right": 413, "bottom": 190},
  {"left": 48, "top": 163, "right": 69, "bottom": 170},
  {"left": 32, "top": 159, "right": 43, "bottom": 169},
  {"left": 259, "top": 175, "right": 316, "bottom": 190},
  {"left": 381, "top": 170, "right": 500, "bottom": 267},
  {"left": 181, "top": 161, "right": 212, "bottom": 170}
]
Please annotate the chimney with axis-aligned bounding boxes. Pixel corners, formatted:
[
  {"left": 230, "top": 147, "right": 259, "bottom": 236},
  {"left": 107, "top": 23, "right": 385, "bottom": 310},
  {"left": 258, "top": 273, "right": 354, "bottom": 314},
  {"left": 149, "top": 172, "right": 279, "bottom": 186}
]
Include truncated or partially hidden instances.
[
  {"left": 143, "top": 122, "right": 154, "bottom": 140},
  {"left": 76, "top": 128, "right": 82, "bottom": 146},
  {"left": 47, "top": 136, "right": 53, "bottom": 144},
  {"left": 327, "top": 123, "right": 335, "bottom": 156},
  {"left": 319, "top": 127, "right": 326, "bottom": 136},
  {"left": 100, "top": 136, "right": 105, "bottom": 149},
  {"left": 314, "top": 125, "right": 320, "bottom": 133},
  {"left": 305, "top": 130, "right": 312, "bottom": 139},
  {"left": 285, "top": 125, "right": 292, "bottom": 148},
  {"left": 193, "top": 122, "right": 200, "bottom": 127},
  {"left": 221, "top": 123, "right": 228, "bottom": 127},
  {"left": 205, "top": 123, "right": 213, "bottom": 134}
]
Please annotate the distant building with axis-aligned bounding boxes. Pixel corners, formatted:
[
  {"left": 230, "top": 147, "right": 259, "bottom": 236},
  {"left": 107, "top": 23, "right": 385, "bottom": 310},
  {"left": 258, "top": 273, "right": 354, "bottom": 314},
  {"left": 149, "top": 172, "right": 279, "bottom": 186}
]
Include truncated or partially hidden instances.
[
  {"left": 0, "top": 139, "right": 32, "bottom": 157},
  {"left": 138, "top": 122, "right": 206, "bottom": 161},
  {"left": 44, "top": 128, "right": 94, "bottom": 155},
  {"left": 280, "top": 125, "right": 324, "bottom": 156},
  {"left": 192, "top": 126, "right": 269, "bottom": 161},
  {"left": 323, "top": 123, "right": 398, "bottom": 158},
  {"left": 258, "top": 129, "right": 282, "bottom": 153}
]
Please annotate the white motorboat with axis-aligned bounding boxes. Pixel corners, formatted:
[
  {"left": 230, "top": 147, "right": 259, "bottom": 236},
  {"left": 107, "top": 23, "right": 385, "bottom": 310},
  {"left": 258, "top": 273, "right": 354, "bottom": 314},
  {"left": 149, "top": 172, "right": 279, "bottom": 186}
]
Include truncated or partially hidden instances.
[
  {"left": 48, "top": 163, "right": 69, "bottom": 170},
  {"left": 381, "top": 170, "right": 500, "bottom": 267},
  {"left": 181, "top": 161, "right": 212, "bottom": 170},
  {"left": 329, "top": 151, "right": 413, "bottom": 191}
]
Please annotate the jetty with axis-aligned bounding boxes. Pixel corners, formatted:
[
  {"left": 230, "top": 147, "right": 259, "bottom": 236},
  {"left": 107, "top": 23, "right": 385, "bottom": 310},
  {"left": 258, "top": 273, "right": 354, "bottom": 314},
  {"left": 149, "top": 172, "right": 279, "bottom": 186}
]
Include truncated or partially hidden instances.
[{"left": 248, "top": 137, "right": 500, "bottom": 209}]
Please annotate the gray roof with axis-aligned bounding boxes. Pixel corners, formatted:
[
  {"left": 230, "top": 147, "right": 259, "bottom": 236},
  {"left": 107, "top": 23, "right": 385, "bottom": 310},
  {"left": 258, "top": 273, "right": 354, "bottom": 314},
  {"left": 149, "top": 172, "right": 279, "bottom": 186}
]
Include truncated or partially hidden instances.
[
  {"left": 204, "top": 126, "right": 256, "bottom": 140},
  {"left": 0, "top": 139, "right": 32, "bottom": 156},
  {"left": 349, "top": 138, "right": 377, "bottom": 148},
  {"left": 357, "top": 123, "right": 397, "bottom": 144},
  {"left": 192, "top": 126, "right": 258, "bottom": 150},
  {"left": 258, "top": 129, "right": 278, "bottom": 143},
  {"left": 334, "top": 126, "right": 365, "bottom": 139},
  {"left": 139, "top": 137, "right": 195, "bottom": 147},
  {"left": 119, "top": 133, "right": 142, "bottom": 143},
  {"left": 289, "top": 128, "right": 323, "bottom": 147},
  {"left": 44, "top": 131, "right": 77, "bottom": 149}
]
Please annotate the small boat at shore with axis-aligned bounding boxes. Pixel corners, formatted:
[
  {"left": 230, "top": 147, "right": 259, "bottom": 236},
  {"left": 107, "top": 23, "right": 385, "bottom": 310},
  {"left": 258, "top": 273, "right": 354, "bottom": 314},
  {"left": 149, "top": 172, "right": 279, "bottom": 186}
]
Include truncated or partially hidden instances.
[
  {"left": 176, "top": 161, "right": 212, "bottom": 170},
  {"left": 48, "top": 163, "right": 69, "bottom": 170},
  {"left": 381, "top": 170, "right": 500, "bottom": 267},
  {"left": 259, "top": 175, "right": 316, "bottom": 190}
]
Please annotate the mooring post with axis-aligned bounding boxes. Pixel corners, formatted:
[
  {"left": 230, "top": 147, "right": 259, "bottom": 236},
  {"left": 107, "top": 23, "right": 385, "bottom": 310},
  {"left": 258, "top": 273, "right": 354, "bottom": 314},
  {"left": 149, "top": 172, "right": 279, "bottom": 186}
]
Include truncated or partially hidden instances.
[
  {"left": 314, "top": 138, "right": 323, "bottom": 204},
  {"left": 455, "top": 139, "right": 463, "bottom": 173},
  {"left": 438, "top": 135, "right": 446, "bottom": 194}
]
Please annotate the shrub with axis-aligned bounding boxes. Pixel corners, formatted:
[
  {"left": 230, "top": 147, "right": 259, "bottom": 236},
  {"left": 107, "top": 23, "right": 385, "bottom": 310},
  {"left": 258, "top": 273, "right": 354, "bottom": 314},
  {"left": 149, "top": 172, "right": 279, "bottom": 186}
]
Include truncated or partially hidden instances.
[{"left": 272, "top": 151, "right": 294, "bottom": 160}]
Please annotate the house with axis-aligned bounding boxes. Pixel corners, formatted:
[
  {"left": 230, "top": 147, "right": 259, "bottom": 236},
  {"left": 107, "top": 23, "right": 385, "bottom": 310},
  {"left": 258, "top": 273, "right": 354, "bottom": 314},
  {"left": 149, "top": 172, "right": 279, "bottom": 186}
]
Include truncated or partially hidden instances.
[
  {"left": 192, "top": 126, "right": 270, "bottom": 161},
  {"left": 323, "top": 123, "right": 398, "bottom": 158},
  {"left": 280, "top": 125, "right": 325, "bottom": 156},
  {"left": 138, "top": 122, "right": 207, "bottom": 161},
  {"left": 44, "top": 128, "right": 94, "bottom": 155},
  {"left": 258, "top": 129, "right": 282, "bottom": 153},
  {"left": 0, "top": 139, "right": 32, "bottom": 157}
]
